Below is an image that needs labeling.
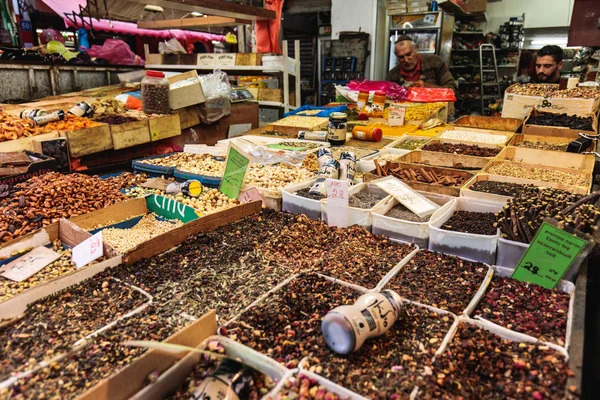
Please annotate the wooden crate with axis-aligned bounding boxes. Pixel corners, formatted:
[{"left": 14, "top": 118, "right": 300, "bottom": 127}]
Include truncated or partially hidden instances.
[
  {"left": 258, "top": 88, "right": 282, "bottom": 102},
  {"left": 502, "top": 83, "right": 600, "bottom": 119},
  {"left": 236, "top": 53, "right": 263, "bottom": 66},
  {"left": 510, "top": 133, "right": 596, "bottom": 152},
  {"left": 269, "top": 116, "right": 328, "bottom": 136},
  {"left": 60, "top": 124, "right": 113, "bottom": 157},
  {"left": 522, "top": 108, "right": 599, "bottom": 137},
  {"left": 0, "top": 132, "right": 59, "bottom": 152},
  {"left": 149, "top": 114, "right": 182, "bottom": 141},
  {"left": 400, "top": 149, "right": 493, "bottom": 171},
  {"left": 174, "top": 106, "right": 201, "bottom": 129},
  {"left": 110, "top": 120, "right": 151, "bottom": 150},
  {"left": 495, "top": 146, "right": 596, "bottom": 173},
  {"left": 452, "top": 115, "right": 523, "bottom": 132}
]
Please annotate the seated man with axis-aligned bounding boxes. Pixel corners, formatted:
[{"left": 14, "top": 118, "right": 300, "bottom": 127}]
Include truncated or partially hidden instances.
[
  {"left": 386, "top": 35, "right": 457, "bottom": 90},
  {"left": 532, "top": 45, "right": 564, "bottom": 84}
]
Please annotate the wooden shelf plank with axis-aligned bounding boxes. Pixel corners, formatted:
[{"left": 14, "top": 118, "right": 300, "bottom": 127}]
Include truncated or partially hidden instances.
[
  {"left": 129, "top": 0, "right": 276, "bottom": 21},
  {"left": 138, "top": 16, "right": 251, "bottom": 30}
]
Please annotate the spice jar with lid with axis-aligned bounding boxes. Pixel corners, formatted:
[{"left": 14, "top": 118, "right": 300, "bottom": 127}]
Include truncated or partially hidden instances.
[
  {"left": 328, "top": 112, "right": 348, "bottom": 146},
  {"left": 352, "top": 125, "right": 383, "bottom": 142},
  {"left": 369, "top": 91, "right": 386, "bottom": 118},
  {"left": 142, "top": 70, "right": 170, "bottom": 115}
]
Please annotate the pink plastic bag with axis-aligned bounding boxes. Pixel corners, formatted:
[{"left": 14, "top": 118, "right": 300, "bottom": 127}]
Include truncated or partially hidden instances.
[
  {"left": 87, "top": 39, "right": 145, "bottom": 66},
  {"left": 347, "top": 80, "right": 408, "bottom": 101},
  {"left": 406, "top": 87, "right": 457, "bottom": 102}
]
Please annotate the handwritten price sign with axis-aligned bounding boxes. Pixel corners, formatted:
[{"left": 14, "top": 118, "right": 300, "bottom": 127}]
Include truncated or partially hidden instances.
[
  {"left": 325, "top": 179, "right": 349, "bottom": 228},
  {"left": 72, "top": 231, "right": 104, "bottom": 269}
]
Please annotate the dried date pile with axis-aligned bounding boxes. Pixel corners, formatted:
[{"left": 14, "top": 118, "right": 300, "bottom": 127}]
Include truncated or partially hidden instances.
[
  {"left": 473, "top": 276, "right": 570, "bottom": 346},
  {"left": 306, "top": 304, "right": 454, "bottom": 399},
  {"left": 420, "top": 324, "right": 571, "bottom": 399},
  {"left": 527, "top": 111, "right": 593, "bottom": 131},
  {"left": 441, "top": 211, "right": 497, "bottom": 235},
  {"left": 223, "top": 274, "right": 361, "bottom": 368},
  {"left": 385, "top": 251, "right": 488, "bottom": 314}
]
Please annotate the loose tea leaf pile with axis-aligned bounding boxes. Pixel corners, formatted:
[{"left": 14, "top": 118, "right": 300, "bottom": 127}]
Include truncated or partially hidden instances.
[
  {"left": 473, "top": 275, "right": 571, "bottom": 346},
  {"left": 470, "top": 180, "right": 532, "bottom": 198},
  {"left": 422, "top": 142, "right": 500, "bottom": 157},
  {"left": 527, "top": 111, "right": 593, "bottom": 131},
  {"left": 441, "top": 211, "right": 497, "bottom": 235},
  {"left": 384, "top": 251, "right": 488, "bottom": 314},
  {"left": 385, "top": 203, "right": 430, "bottom": 222},
  {"left": 266, "top": 374, "right": 342, "bottom": 400},
  {"left": 348, "top": 190, "right": 386, "bottom": 209}
]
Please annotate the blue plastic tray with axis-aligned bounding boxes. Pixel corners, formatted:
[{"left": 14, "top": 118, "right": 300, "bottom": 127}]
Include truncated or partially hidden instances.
[
  {"left": 174, "top": 168, "right": 222, "bottom": 188},
  {"left": 132, "top": 153, "right": 178, "bottom": 177}
]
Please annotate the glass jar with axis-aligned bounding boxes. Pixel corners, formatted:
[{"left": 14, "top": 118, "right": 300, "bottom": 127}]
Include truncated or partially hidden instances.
[
  {"left": 142, "top": 70, "right": 170, "bottom": 115},
  {"left": 328, "top": 112, "right": 348, "bottom": 146}
]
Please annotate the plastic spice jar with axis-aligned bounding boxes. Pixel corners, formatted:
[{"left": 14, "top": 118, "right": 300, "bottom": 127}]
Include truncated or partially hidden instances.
[
  {"left": 142, "top": 70, "right": 170, "bottom": 115},
  {"left": 352, "top": 125, "right": 383, "bottom": 142},
  {"left": 357, "top": 90, "right": 370, "bottom": 111},
  {"left": 369, "top": 91, "right": 386, "bottom": 118}
]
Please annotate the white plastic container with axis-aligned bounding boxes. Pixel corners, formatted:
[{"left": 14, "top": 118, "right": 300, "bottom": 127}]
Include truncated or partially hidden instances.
[
  {"left": 320, "top": 183, "right": 391, "bottom": 231},
  {"left": 281, "top": 179, "right": 322, "bottom": 220},
  {"left": 371, "top": 191, "right": 454, "bottom": 248},
  {"left": 428, "top": 197, "right": 505, "bottom": 264},
  {"left": 357, "top": 148, "right": 409, "bottom": 174}
]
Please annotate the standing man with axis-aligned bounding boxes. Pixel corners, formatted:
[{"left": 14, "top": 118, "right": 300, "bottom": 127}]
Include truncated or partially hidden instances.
[
  {"left": 386, "top": 35, "right": 457, "bottom": 90},
  {"left": 533, "top": 45, "right": 564, "bottom": 83}
]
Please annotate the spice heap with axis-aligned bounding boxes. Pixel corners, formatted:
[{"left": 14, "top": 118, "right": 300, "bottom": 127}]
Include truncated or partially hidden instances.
[
  {"left": 306, "top": 304, "right": 454, "bottom": 399},
  {"left": 0, "top": 241, "right": 107, "bottom": 302},
  {"left": 527, "top": 111, "right": 593, "bottom": 131},
  {"left": 0, "top": 276, "right": 145, "bottom": 380},
  {"left": 174, "top": 153, "right": 226, "bottom": 177},
  {"left": 257, "top": 214, "right": 414, "bottom": 288},
  {"left": 277, "top": 141, "right": 322, "bottom": 150},
  {"left": 518, "top": 140, "right": 569, "bottom": 151},
  {"left": 385, "top": 251, "right": 488, "bottom": 314},
  {"left": 294, "top": 187, "right": 325, "bottom": 200},
  {"left": 374, "top": 161, "right": 470, "bottom": 187},
  {"left": 422, "top": 324, "right": 571, "bottom": 399},
  {"left": 301, "top": 152, "right": 319, "bottom": 172},
  {"left": 385, "top": 203, "right": 430, "bottom": 222},
  {"left": 0, "top": 172, "right": 126, "bottom": 243},
  {"left": 266, "top": 374, "right": 341, "bottom": 400},
  {"left": 168, "top": 188, "right": 239, "bottom": 215},
  {"left": 90, "top": 98, "right": 127, "bottom": 116},
  {"left": 487, "top": 163, "right": 589, "bottom": 186},
  {"left": 101, "top": 214, "right": 183, "bottom": 254},
  {"left": 441, "top": 211, "right": 497, "bottom": 235},
  {"left": 103, "top": 172, "right": 148, "bottom": 190},
  {"left": 373, "top": 152, "right": 404, "bottom": 164},
  {"left": 393, "top": 139, "right": 429, "bottom": 150},
  {"left": 470, "top": 180, "right": 532, "bottom": 197},
  {"left": 439, "top": 130, "right": 507, "bottom": 145},
  {"left": 329, "top": 146, "right": 375, "bottom": 160},
  {"left": 393, "top": 102, "right": 445, "bottom": 121},
  {"left": 473, "top": 275, "right": 571, "bottom": 346},
  {"left": 495, "top": 187, "right": 589, "bottom": 243},
  {"left": 348, "top": 190, "right": 386, "bottom": 209},
  {"left": 507, "top": 83, "right": 600, "bottom": 98},
  {"left": 224, "top": 274, "right": 361, "bottom": 368},
  {"left": 245, "top": 164, "right": 314, "bottom": 191},
  {"left": 422, "top": 142, "right": 500, "bottom": 157}
]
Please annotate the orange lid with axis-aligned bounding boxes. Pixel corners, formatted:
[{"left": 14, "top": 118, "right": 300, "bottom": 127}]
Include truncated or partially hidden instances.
[{"left": 374, "top": 91, "right": 386, "bottom": 97}]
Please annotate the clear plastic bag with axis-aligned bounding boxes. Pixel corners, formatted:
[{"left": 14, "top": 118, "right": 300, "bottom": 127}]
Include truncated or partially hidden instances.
[
  {"left": 158, "top": 38, "right": 186, "bottom": 55},
  {"left": 200, "top": 69, "right": 231, "bottom": 99},
  {"left": 233, "top": 138, "right": 307, "bottom": 167},
  {"left": 199, "top": 97, "right": 231, "bottom": 124}
]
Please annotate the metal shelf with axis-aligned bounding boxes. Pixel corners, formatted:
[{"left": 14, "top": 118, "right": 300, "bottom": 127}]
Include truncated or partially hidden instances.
[
  {"left": 145, "top": 63, "right": 297, "bottom": 77},
  {"left": 454, "top": 31, "right": 485, "bottom": 35}
]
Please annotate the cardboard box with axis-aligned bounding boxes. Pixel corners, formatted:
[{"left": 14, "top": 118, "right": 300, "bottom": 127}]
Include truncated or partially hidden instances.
[
  {"left": 522, "top": 108, "right": 598, "bottom": 138},
  {"left": 145, "top": 53, "right": 162, "bottom": 65},
  {"left": 236, "top": 53, "right": 263, "bottom": 66},
  {"left": 0, "top": 150, "right": 57, "bottom": 187},
  {"left": 149, "top": 114, "right": 182, "bottom": 141},
  {"left": 197, "top": 53, "right": 216, "bottom": 66},
  {"left": 258, "top": 88, "right": 283, "bottom": 102},
  {"left": 174, "top": 106, "right": 201, "bottom": 129},
  {"left": 110, "top": 120, "right": 152, "bottom": 150},
  {"left": 168, "top": 70, "right": 206, "bottom": 110},
  {"left": 178, "top": 54, "right": 200, "bottom": 65},
  {"left": 215, "top": 53, "right": 236, "bottom": 66},
  {"left": 502, "top": 83, "right": 600, "bottom": 119},
  {"left": 60, "top": 124, "right": 113, "bottom": 157},
  {"left": 32, "top": 137, "right": 70, "bottom": 173},
  {"left": 464, "top": 0, "right": 487, "bottom": 13}
]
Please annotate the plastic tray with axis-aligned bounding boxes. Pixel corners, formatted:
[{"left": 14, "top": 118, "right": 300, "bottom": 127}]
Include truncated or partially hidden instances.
[
  {"left": 320, "top": 183, "right": 391, "bottom": 231},
  {"left": 496, "top": 236, "right": 529, "bottom": 269},
  {"left": 472, "top": 266, "right": 575, "bottom": 351},
  {"left": 132, "top": 153, "right": 179, "bottom": 177},
  {"left": 371, "top": 191, "right": 454, "bottom": 248},
  {"left": 428, "top": 198, "right": 505, "bottom": 264},
  {"left": 281, "top": 179, "right": 322, "bottom": 220},
  {"left": 174, "top": 168, "right": 222, "bottom": 188}
]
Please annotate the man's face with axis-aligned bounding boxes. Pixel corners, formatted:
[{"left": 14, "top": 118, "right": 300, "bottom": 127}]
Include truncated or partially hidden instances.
[
  {"left": 395, "top": 41, "right": 418, "bottom": 71},
  {"left": 535, "top": 55, "right": 563, "bottom": 82}
]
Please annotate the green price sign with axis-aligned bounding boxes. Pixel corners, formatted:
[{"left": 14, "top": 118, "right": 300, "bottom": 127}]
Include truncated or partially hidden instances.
[
  {"left": 146, "top": 195, "right": 199, "bottom": 223},
  {"left": 219, "top": 143, "right": 251, "bottom": 199},
  {"left": 512, "top": 222, "right": 587, "bottom": 289}
]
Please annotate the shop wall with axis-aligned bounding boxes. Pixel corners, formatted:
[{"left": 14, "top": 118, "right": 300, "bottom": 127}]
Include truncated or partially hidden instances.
[{"left": 486, "top": 0, "right": 575, "bottom": 32}]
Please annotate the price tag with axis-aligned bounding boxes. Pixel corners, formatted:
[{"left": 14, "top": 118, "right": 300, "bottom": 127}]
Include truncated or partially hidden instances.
[
  {"left": 326, "top": 178, "right": 349, "bottom": 228},
  {"left": 146, "top": 195, "right": 200, "bottom": 222},
  {"left": 219, "top": 143, "right": 251, "bottom": 200},
  {"left": 512, "top": 222, "right": 588, "bottom": 289},
  {"left": 72, "top": 231, "right": 104, "bottom": 269},
  {"left": 388, "top": 103, "right": 406, "bottom": 127},
  {"left": 0, "top": 246, "right": 61, "bottom": 282},
  {"left": 374, "top": 176, "right": 439, "bottom": 218},
  {"left": 239, "top": 187, "right": 266, "bottom": 206}
]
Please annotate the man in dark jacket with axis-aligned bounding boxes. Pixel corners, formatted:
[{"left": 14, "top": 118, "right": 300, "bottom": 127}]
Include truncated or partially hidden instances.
[
  {"left": 532, "top": 45, "right": 563, "bottom": 84},
  {"left": 386, "top": 35, "right": 457, "bottom": 90}
]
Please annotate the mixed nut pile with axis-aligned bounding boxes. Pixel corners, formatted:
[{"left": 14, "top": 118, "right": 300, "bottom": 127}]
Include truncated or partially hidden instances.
[
  {"left": 487, "top": 163, "right": 590, "bottom": 187},
  {"left": 507, "top": 84, "right": 600, "bottom": 98}
]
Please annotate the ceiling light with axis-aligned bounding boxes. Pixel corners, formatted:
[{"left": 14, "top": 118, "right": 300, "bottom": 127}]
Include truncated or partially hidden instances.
[
  {"left": 144, "top": 5, "right": 164, "bottom": 13},
  {"left": 191, "top": 12, "right": 203, "bottom": 17}
]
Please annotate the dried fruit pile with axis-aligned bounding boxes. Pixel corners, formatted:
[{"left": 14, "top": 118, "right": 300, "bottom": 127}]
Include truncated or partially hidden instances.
[
  {"left": 441, "top": 210, "right": 497, "bottom": 235},
  {"left": 266, "top": 374, "right": 342, "bottom": 400}
]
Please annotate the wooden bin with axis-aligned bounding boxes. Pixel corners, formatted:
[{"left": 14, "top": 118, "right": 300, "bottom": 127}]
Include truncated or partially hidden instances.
[
  {"left": 110, "top": 120, "right": 151, "bottom": 150},
  {"left": 0, "top": 132, "right": 60, "bottom": 152},
  {"left": 400, "top": 149, "right": 493, "bottom": 171},
  {"left": 236, "top": 53, "right": 263, "bottom": 66},
  {"left": 495, "top": 146, "right": 596, "bottom": 173},
  {"left": 149, "top": 114, "right": 182, "bottom": 141},
  {"left": 452, "top": 115, "right": 523, "bottom": 132},
  {"left": 510, "top": 133, "right": 596, "bottom": 152},
  {"left": 60, "top": 124, "right": 112, "bottom": 157},
  {"left": 269, "top": 116, "right": 328, "bottom": 136},
  {"left": 522, "top": 108, "right": 599, "bottom": 137},
  {"left": 174, "top": 106, "right": 201, "bottom": 129},
  {"left": 439, "top": 126, "right": 515, "bottom": 146}
]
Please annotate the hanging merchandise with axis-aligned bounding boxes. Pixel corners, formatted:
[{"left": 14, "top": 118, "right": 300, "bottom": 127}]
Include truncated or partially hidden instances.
[
  {"left": 256, "top": 0, "right": 284, "bottom": 54},
  {"left": 77, "top": 28, "right": 90, "bottom": 51},
  {"left": 225, "top": 31, "right": 238, "bottom": 45},
  {"left": 88, "top": 39, "right": 144, "bottom": 66}
]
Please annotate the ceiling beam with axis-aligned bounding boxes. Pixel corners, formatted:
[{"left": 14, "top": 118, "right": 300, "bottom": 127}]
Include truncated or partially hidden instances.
[
  {"left": 129, "top": 0, "right": 276, "bottom": 21},
  {"left": 138, "top": 16, "right": 250, "bottom": 30}
]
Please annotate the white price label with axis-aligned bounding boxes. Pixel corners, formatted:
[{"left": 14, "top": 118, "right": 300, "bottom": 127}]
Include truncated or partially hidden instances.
[
  {"left": 374, "top": 176, "right": 439, "bottom": 218},
  {"left": 72, "top": 231, "right": 103, "bottom": 269},
  {"left": 326, "top": 179, "right": 349, "bottom": 228},
  {"left": 0, "top": 246, "right": 62, "bottom": 282},
  {"left": 388, "top": 104, "right": 406, "bottom": 127},
  {"left": 239, "top": 186, "right": 266, "bottom": 206}
]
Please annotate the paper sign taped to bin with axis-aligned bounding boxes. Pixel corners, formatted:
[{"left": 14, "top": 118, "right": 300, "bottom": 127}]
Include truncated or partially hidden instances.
[
  {"left": 388, "top": 104, "right": 406, "bottom": 127},
  {"left": 73, "top": 231, "right": 103, "bottom": 269},
  {"left": 512, "top": 222, "right": 587, "bottom": 289},
  {"left": 146, "top": 195, "right": 200, "bottom": 222},
  {"left": 374, "top": 176, "right": 439, "bottom": 218},
  {"left": 1, "top": 246, "right": 62, "bottom": 282},
  {"left": 239, "top": 186, "right": 266, "bottom": 206},
  {"left": 220, "top": 142, "right": 251, "bottom": 199},
  {"left": 326, "top": 178, "right": 349, "bottom": 228}
]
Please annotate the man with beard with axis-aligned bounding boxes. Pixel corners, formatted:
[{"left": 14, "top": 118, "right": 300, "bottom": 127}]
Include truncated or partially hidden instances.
[
  {"left": 386, "top": 35, "right": 457, "bottom": 89},
  {"left": 533, "top": 45, "right": 564, "bottom": 84}
]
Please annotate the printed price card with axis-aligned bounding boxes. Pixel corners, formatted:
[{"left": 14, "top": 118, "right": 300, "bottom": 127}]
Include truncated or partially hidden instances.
[
  {"left": 239, "top": 186, "right": 266, "bottom": 207},
  {"left": 220, "top": 143, "right": 251, "bottom": 200},
  {"left": 388, "top": 103, "right": 407, "bottom": 127},
  {"left": 374, "top": 176, "right": 439, "bottom": 218},
  {"left": 0, "top": 246, "right": 62, "bottom": 282},
  {"left": 512, "top": 222, "right": 588, "bottom": 289},
  {"left": 72, "top": 231, "right": 104, "bottom": 269},
  {"left": 146, "top": 195, "right": 200, "bottom": 222},
  {"left": 326, "top": 178, "right": 349, "bottom": 228}
]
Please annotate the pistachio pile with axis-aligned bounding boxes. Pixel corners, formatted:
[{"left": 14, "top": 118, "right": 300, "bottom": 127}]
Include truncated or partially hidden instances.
[
  {"left": 101, "top": 214, "right": 183, "bottom": 254},
  {"left": 168, "top": 188, "right": 239, "bottom": 215},
  {"left": 245, "top": 164, "right": 314, "bottom": 190}
]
